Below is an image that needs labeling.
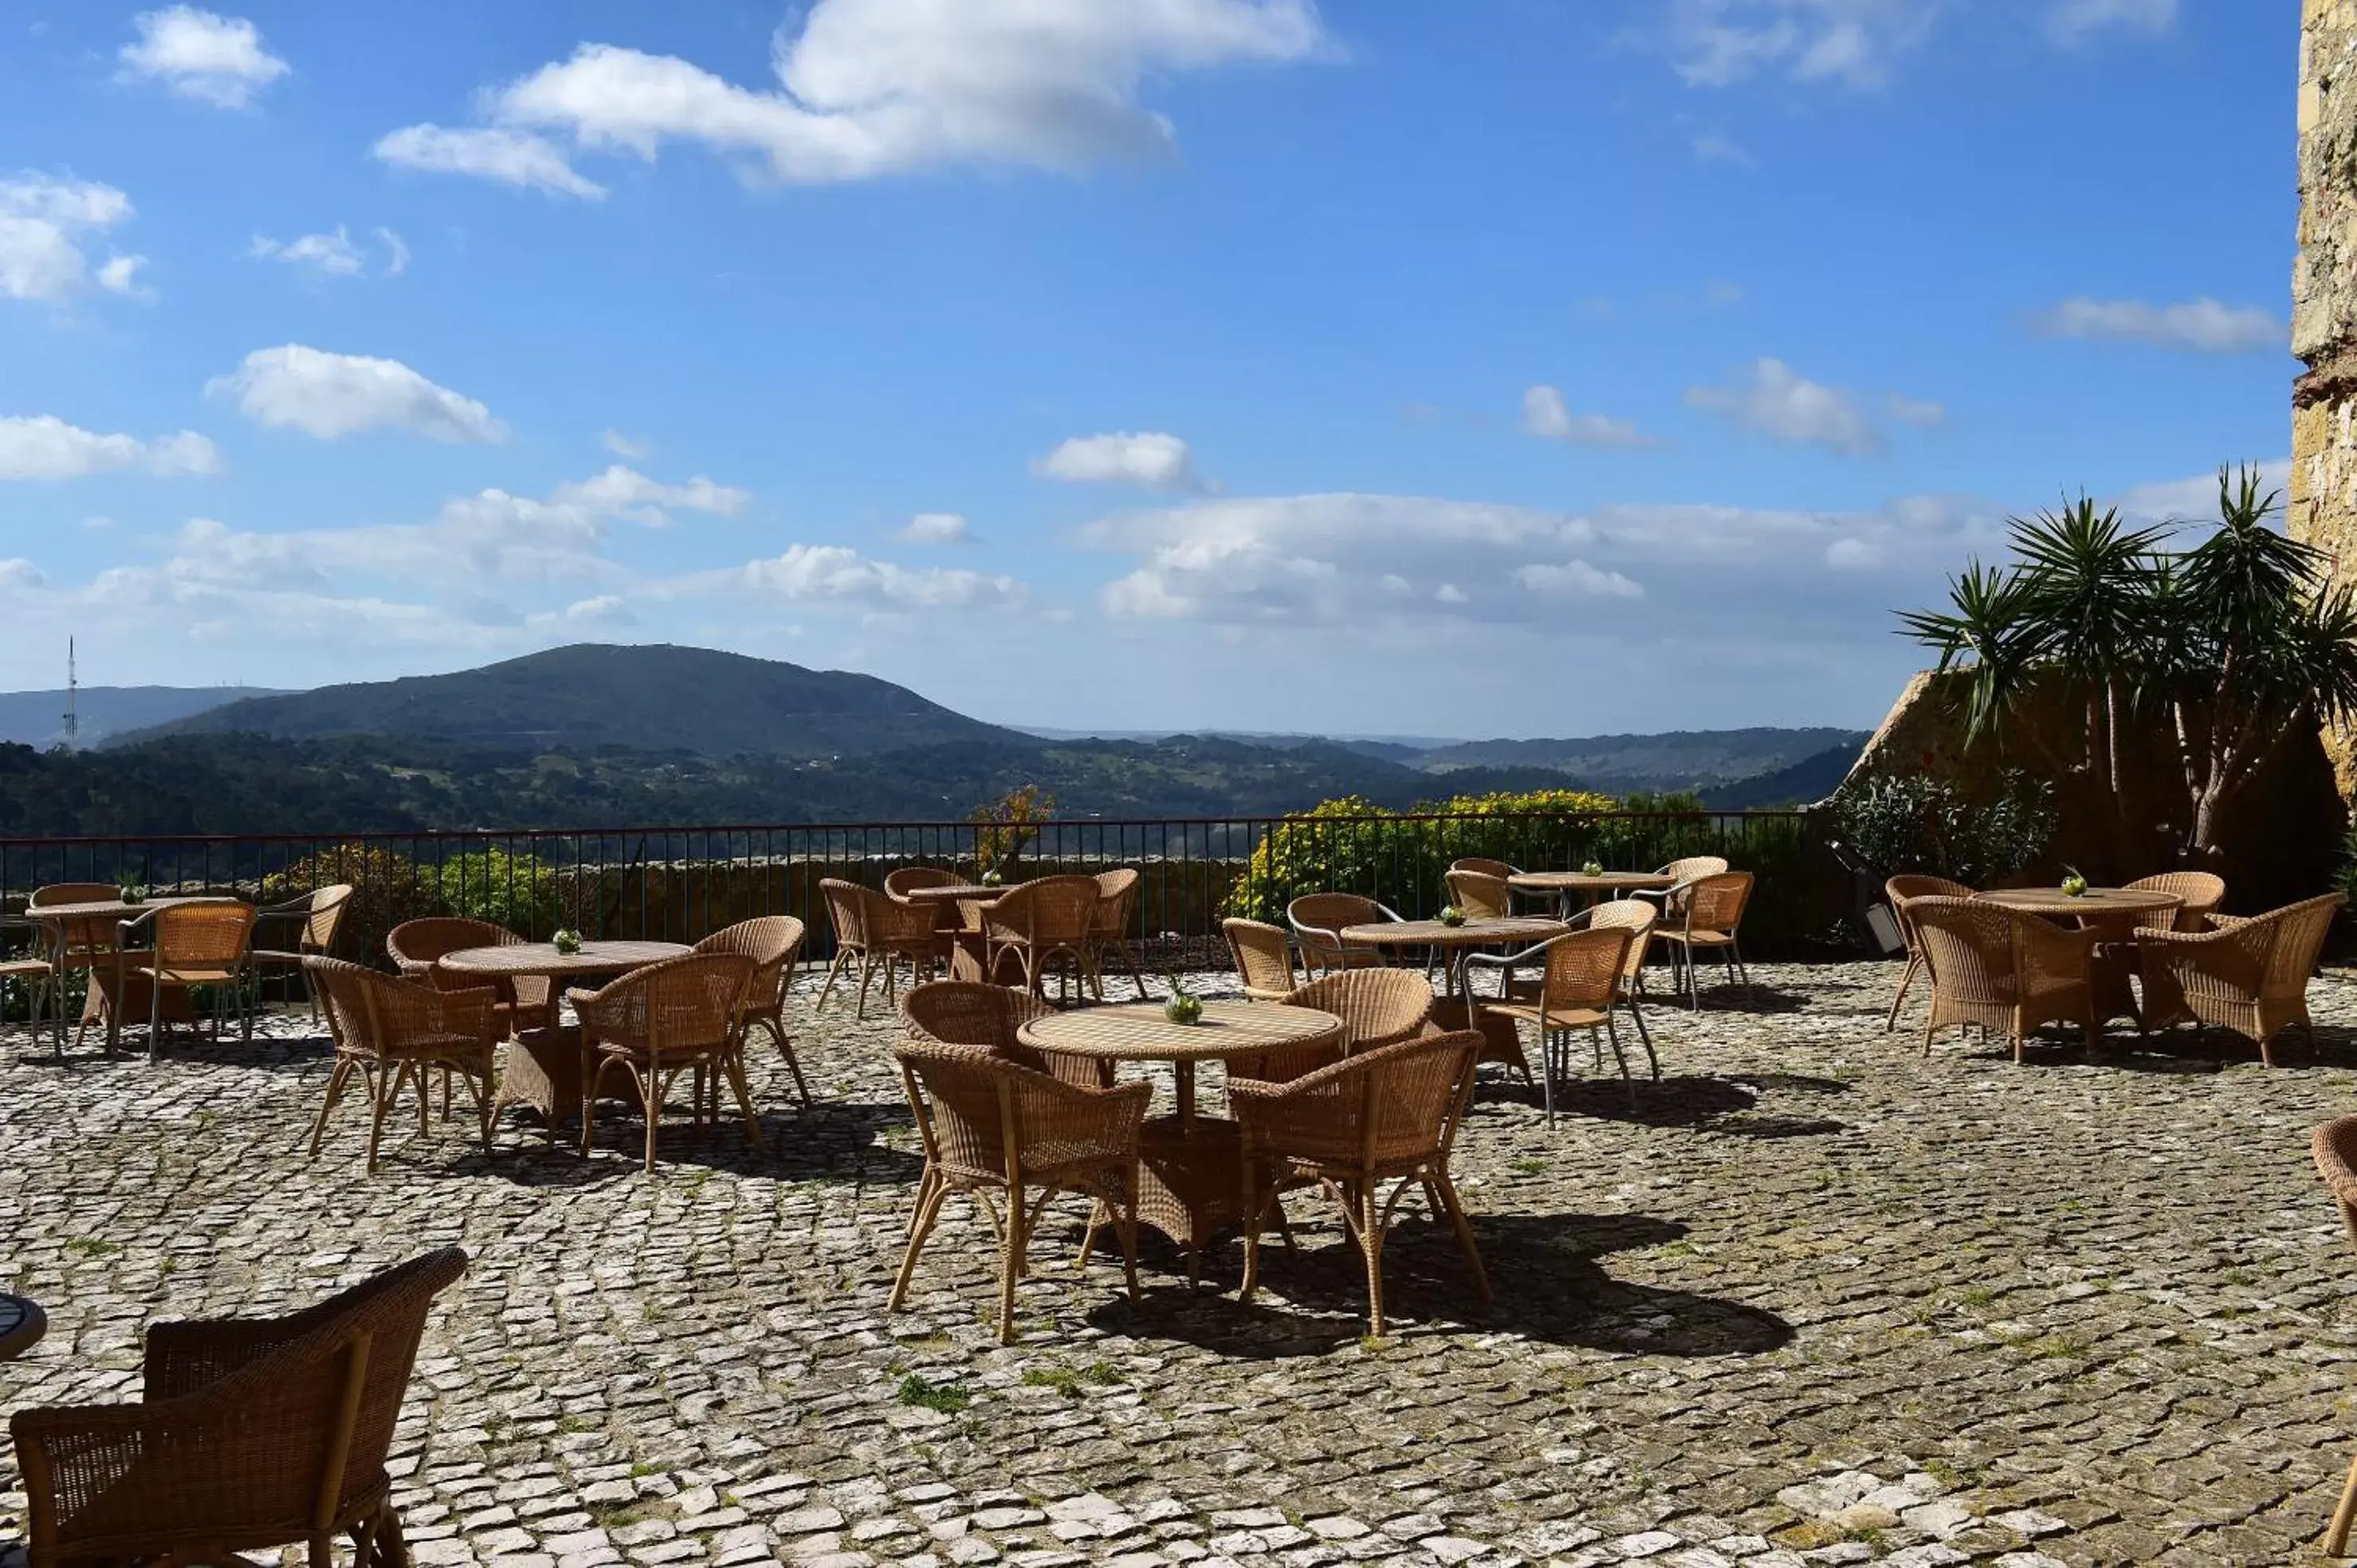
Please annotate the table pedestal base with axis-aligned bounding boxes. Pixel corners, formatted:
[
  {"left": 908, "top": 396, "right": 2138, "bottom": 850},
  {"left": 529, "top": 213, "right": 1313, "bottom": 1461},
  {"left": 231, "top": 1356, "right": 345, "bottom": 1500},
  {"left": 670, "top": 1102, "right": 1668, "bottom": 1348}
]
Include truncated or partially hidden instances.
[
  {"left": 1137, "top": 1114, "right": 1247, "bottom": 1282},
  {"left": 499, "top": 1025, "right": 647, "bottom": 1128}
]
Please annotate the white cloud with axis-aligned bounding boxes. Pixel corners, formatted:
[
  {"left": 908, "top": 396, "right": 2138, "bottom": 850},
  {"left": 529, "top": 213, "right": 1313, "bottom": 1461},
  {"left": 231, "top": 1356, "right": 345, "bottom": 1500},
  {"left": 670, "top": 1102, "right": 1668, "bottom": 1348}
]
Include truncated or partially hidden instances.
[
  {"left": 1686, "top": 357, "right": 1880, "bottom": 454},
  {"left": 372, "top": 125, "right": 608, "bottom": 200},
  {"left": 715, "top": 545, "right": 1025, "bottom": 609},
  {"left": 1824, "top": 536, "right": 1881, "bottom": 570},
  {"left": 527, "top": 594, "right": 636, "bottom": 631},
  {"left": 0, "top": 416, "right": 220, "bottom": 480},
  {"left": 900, "top": 512, "right": 973, "bottom": 544},
  {"left": 1887, "top": 392, "right": 1945, "bottom": 428},
  {"left": 1515, "top": 560, "right": 1644, "bottom": 599},
  {"left": 379, "top": 0, "right": 1322, "bottom": 197},
  {"left": 552, "top": 464, "right": 748, "bottom": 525},
  {"left": 120, "top": 6, "right": 289, "bottom": 109},
  {"left": 95, "top": 254, "right": 150, "bottom": 298},
  {"left": 600, "top": 429, "right": 650, "bottom": 461},
  {"left": 206, "top": 344, "right": 507, "bottom": 442},
  {"left": 1649, "top": 0, "right": 1944, "bottom": 90},
  {"left": 1520, "top": 385, "right": 1657, "bottom": 448},
  {"left": 1034, "top": 430, "right": 1203, "bottom": 490},
  {"left": 2031, "top": 296, "right": 2284, "bottom": 355},
  {"left": 0, "top": 175, "right": 139, "bottom": 303},
  {"left": 250, "top": 226, "right": 363, "bottom": 276},
  {"left": 2111, "top": 458, "right": 2293, "bottom": 525},
  {"left": 2047, "top": 0, "right": 2175, "bottom": 45},
  {"left": 375, "top": 228, "right": 411, "bottom": 277}
]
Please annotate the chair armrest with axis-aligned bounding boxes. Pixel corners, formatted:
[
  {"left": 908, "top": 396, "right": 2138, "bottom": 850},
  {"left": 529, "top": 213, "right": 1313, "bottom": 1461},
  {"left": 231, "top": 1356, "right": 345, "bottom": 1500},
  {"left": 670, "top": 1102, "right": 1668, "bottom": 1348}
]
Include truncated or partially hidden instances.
[
  {"left": 1462, "top": 941, "right": 1557, "bottom": 972},
  {"left": 2138, "top": 924, "right": 2267, "bottom": 993},
  {"left": 1374, "top": 903, "right": 1406, "bottom": 923}
]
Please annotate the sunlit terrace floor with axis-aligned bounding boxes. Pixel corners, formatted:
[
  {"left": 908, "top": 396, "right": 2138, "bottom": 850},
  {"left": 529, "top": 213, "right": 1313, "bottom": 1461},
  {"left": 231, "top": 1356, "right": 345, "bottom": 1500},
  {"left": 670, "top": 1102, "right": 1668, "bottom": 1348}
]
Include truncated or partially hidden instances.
[{"left": 8, "top": 961, "right": 2357, "bottom": 1567}]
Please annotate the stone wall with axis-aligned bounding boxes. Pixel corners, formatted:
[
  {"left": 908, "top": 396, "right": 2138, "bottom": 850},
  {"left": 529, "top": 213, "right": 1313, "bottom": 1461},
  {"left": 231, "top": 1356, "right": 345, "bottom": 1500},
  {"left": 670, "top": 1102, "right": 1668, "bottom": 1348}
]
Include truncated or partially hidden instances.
[{"left": 2296, "top": 0, "right": 2357, "bottom": 794}]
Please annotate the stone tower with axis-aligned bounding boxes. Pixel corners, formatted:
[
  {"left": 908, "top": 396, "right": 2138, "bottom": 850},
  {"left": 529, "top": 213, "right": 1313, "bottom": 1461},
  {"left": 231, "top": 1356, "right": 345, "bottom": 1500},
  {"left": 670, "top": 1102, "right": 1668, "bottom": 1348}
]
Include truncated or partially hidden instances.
[{"left": 2296, "top": 0, "right": 2357, "bottom": 792}]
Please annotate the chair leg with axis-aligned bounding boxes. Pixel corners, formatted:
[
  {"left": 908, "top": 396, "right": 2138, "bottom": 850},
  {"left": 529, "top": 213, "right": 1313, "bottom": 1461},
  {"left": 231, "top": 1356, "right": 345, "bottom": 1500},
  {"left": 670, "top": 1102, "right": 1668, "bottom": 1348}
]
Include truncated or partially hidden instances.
[
  {"left": 308, "top": 1056, "right": 354, "bottom": 1157},
  {"left": 997, "top": 1181, "right": 1026, "bottom": 1344},
  {"left": 1360, "top": 1182, "right": 1388, "bottom": 1338},
  {"left": 641, "top": 1064, "right": 663, "bottom": 1173},
  {"left": 854, "top": 952, "right": 880, "bottom": 1020},
  {"left": 366, "top": 1062, "right": 398, "bottom": 1175},
  {"left": 1603, "top": 1016, "right": 1636, "bottom": 1113},
  {"left": 1433, "top": 1169, "right": 1491, "bottom": 1305},
  {"left": 813, "top": 948, "right": 852, "bottom": 1013},
  {"left": 582, "top": 1055, "right": 623, "bottom": 1157},
  {"left": 722, "top": 1048, "right": 763, "bottom": 1152},
  {"left": 1886, "top": 953, "right": 1920, "bottom": 1032},
  {"left": 1628, "top": 999, "right": 1660, "bottom": 1079},
  {"left": 889, "top": 1177, "right": 952, "bottom": 1311}
]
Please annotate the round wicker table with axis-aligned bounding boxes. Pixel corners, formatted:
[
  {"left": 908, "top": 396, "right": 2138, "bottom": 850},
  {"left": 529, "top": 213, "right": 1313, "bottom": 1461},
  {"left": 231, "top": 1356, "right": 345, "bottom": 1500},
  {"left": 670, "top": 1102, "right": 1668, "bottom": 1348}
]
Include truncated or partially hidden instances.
[
  {"left": 1507, "top": 871, "right": 1675, "bottom": 918},
  {"left": 0, "top": 1292, "right": 46, "bottom": 1362},
  {"left": 1974, "top": 888, "right": 2181, "bottom": 1026},
  {"left": 896, "top": 886, "right": 1020, "bottom": 978},
  {"left": 1017, "top": 1001, "right": 1343, "bottom": 1277},
  {"left": 1341, "top": 916, "right": 1567, "bottom": 996},
  {"left": 438, "top": 941, "right": 690, "bottom": 1126}
]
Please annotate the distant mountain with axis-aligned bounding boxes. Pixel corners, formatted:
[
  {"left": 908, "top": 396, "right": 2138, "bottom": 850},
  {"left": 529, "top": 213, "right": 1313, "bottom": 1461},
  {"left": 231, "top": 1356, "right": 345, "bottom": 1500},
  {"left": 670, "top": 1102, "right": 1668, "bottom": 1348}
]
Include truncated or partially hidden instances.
[
  {"left": 1697, "top": 743, "right": 1861, "bottom": 808},
  {"left": 0, "top": 685, "right": 282, "bottom": 749},
  {"left": 124, "top": 644, "right": 1029, "bottom": 760},
  {"left": 1408, "top": 727, "right": 1868, "bottom": 791}
]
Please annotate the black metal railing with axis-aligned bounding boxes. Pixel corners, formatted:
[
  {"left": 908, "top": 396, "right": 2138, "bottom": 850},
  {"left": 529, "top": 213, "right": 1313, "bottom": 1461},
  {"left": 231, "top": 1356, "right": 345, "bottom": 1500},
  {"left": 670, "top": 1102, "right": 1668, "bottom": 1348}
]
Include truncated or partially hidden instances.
[{"left": 0, "top": 808, "right": 1850, "bottom": 967}]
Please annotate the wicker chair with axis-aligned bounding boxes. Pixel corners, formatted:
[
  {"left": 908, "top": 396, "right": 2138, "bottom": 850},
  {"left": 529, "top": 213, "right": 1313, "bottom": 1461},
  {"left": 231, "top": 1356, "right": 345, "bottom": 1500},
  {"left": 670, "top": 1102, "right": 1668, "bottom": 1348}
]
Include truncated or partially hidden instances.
[
  {"left": 1467, "top": 926, "right": 1639, "bottom": 1121},
  {"left": 1580, "top": 897, "right": 1660, "bottom": 1051},
  {"left": 0, "top": 914, "right": 51, "bottom": 1051},
  {"left": 1224, "top": 970, "right": 1427, "bottom": 1087},
  {"left": 815, "top": 879, "right": 944, "bottom": 1019},
  {"left": 983, "top": 874, "right": 1102, "bottom": 1000},
  {"left": 1086, "top": 867, "right": 1149, "bottom": 1000},
  {"left": 1449, "top": 858, "right": 1519, "bottom": 881},
  {"left": 1883, "top": 875, "right": 1975, "bottom": 1032},
  {"left": 1443, "top": 869, "right": 1513, "bottom": 922},
  {"left": 890, "top": 1039, "right": 1149, "bottom": 1343},
  {"left": 1288, "top": 893, "right": 1399, "bottom": 978},
  {"left": 304, "top": 957, "right": 501, "bottom": 1173},
  {"left": 1908, "top": 896, "right": 2096, "bottom": 1063},
  {"left": 387, "top": 918, "right": 553, "bottom": 1036},
  {"left": 116, "top": 899, "right": 258, "bottom": 1059},
  {"left": 2125, "top": 870, "right": 2227, "bottom": 934},
  {"left": 1652, "top": 871, "right": 1755, "bottom": 1009},
  {"left": 2312, "top": 1117, "right": 2357, "bottom": 1554},
  {"left": 10, "top": 1247, "right": 468, "bottom": 1568},
  {"left": 2137, "top": 893, "right": 2343, "bottom": 1066},
  {"left": 1224, "top": 918, "right": 1298, "bottom": 1000},
  {"left": 885, "top": 867, "right": 961, "bottom": 900},
  {"left": 900, "top": 979, "right": 1110, "bottom": 1089},
  {"left": 33, "top": 882, "right": 132, "bottom": 1052},
  {"left": 572, "top": 952, "right": 760, "bottom": 1172},
  {"left": 693, "top": 915, "right": 811, "bottom": 1104},
  {"left": 1233, "top": 1031, "right": 1490, "bottom": 1337},
  {"left": 249, "top": 882, "right": 355, "bottom": 1024}
]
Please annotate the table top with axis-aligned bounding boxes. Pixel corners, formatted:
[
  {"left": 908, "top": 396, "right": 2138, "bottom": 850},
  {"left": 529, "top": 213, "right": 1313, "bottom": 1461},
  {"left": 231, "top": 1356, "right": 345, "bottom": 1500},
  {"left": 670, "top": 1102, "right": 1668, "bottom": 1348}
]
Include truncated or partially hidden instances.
[
  {"left": 1019, "top": 1001, "right": 1343, "bottom": 1063},
  {"left": 1508, "top": 870, "right": 1675, "bottom": 894},
  {"left": 1975, "top": 887, "right": 2181, "bottom": 916},
  {"left": 25, "top": 894, "right": 224, "bottom": 923},
  {"left": 436, "top": 940, "right": 691, "bottom": 977},
  {"left": 898, "top": 883, "right": 1016, "bottom": 903},
  {"left": 1342, "top": 916, "right": 1565, "bottom": 947},
  {"left": 0, "top": 1292, "right": 46, "bottom": 1362}
]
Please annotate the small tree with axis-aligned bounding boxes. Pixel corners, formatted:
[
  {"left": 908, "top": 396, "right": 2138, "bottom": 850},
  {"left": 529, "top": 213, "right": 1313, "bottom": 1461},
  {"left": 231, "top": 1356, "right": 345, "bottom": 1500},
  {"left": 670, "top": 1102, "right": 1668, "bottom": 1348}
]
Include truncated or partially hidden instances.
[
  {"left": 1900, "top": 466, "right": 2357, "bottom": 871},
  {"left": 968, "top": 784, "right": 1056, "bottom": 879}
]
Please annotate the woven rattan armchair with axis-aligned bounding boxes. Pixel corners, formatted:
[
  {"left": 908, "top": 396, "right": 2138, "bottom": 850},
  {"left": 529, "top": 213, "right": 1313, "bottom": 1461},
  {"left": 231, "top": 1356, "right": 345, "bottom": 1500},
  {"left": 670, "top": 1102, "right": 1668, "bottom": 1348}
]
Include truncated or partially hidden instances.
[
  {"left": 1288, "top": 893, "right": 1398, "bottom": 979},
  {"left": 1086, "top": 867, "right": 1149, "bottom": 1001},
  {"left": 1224, "top": 918, "right": 1298, "bottom": 1000},
  {"left": 2125, "top": 870, "right": 2227, "bottom": 934},
  {"left": 890, "top": 1039, "right": 1150, "bottom": 1343},
  {"left": 1652, "top": 871, "right": 1755, "bottom": 1009},
  {"left": 1279, "top": 968, "right": 1432, "bottom": 1056},
  {"left": 1449, "top": 857, "right": 1519, "bottom": 881},
  {"left": 387, "top": 918, "right": 553, "bottom": 1036},
  {"left": 1468, "top": 925, "right": 1639, "bottom": 1120},
  {"left": 1639, "top": 855, "right": 1731, "bottom": 921},
  {"left": 117, "top": 899, "right": 258, "bottom": 1059},
  {"left": 983, "top": 874, "right": 1101, "bottom": 1000},
  {"left": 1882, "top": 875, "right": 1975, "bottom": 1032},
  {"left": 815, "top": 878, "right": 944, "bottom": 1019},
  {"left": 885, "top": 867, "right": 961, "bottom": 900},
  {"left": 1444, "top": 869, "right": 1513, "bottom": 922},
  {"left": 2312, "top": 1117, "right": 2357, "bottom": 1554},
  {"left": 1578, "top": 897, "right": 1660, "bottom": 1052},
  {"left": 2137, "top": 893, "right": 2343, "bottom": 1066},
  {"left": 693, "top": 915, "right": 811, "bottom": 1104},
  {"left": 1233, "top": 1030, "right": 1489, "bottom": 1337},
  {"left": 250, "top": 883, "right": 354, "bottom": 1024},
  {"left": 304, "top": 957, "right": 501, "bottom": 1173},
  {"left": 34, "top": 882, "right": 132, "bottom": 1053},
  {"left": 572, "top": 952, "right": 760, "bottom": 1172},
  {"left": 900, "top": 979, "right": 1110, "bottom": 1089},
  {"left": 1909, "top": 896, "right": 2096, "bottom": 1063},
  {"left": 10, "top": 1246, "right": 468, "bottom": 1568}
]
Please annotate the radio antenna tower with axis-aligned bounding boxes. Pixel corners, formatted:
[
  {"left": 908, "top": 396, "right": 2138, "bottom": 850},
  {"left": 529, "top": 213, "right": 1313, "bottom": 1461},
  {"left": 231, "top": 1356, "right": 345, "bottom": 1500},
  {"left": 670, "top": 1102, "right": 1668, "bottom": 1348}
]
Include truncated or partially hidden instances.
[{"left": 61, "top": 638, "right": 78, "bottom": 749}]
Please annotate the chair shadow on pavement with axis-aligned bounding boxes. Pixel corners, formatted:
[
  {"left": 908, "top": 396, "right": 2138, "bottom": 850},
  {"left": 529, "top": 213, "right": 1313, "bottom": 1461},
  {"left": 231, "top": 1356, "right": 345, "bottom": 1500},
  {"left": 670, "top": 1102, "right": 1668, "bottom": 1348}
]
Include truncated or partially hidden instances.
[
  {"left": 1489, "top": 1071, "right": 1850, "bottom": 1138},
  {"left": 1089, "top": 1209, "right": 1792, "bottom": 1361}
]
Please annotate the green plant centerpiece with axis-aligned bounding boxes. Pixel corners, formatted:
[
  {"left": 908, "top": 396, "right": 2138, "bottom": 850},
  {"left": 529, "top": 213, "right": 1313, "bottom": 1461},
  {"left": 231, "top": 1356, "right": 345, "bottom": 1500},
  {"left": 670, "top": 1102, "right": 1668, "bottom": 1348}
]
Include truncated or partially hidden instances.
[
  {"left": 115, "top": 878, "right": 143, "bottom": 906},
  {"left": 2060, "top": 871, "right": 2088, "bottom": 898},
  {"left": 980, "top": 868, "right": 1002, "bottom": 888},
  {"left": 1164, "top": 981, "right": 1204, "bottom": 1026},
  {"left": 1581, "top": 859, "right": 1605, "bottom": 878},
  {"left": 1437, "top": 904, "right": 1468, "bottom": 928},
  {"left": 552, "top": 927, "right": 583, "bottom": 954}
]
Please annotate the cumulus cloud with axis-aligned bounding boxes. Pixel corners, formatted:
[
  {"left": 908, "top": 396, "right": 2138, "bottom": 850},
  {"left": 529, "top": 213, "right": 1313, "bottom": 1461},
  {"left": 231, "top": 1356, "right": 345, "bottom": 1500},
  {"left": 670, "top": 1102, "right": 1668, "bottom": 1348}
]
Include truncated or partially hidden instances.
[
  {"left": 206, "top": 344, "right": 507, "bottom": 442},
  {"left": 2111, "top": 458, "right": 2294, "bottom": 525},
  {"left": 1646, "top": 0, "right": 1944, "bottom": 90},
  {"left": 1515, "top": 560, "right": 1644, "bottom": 598},
  {"left": 372, "top": 125, "right": 607, "bottom": 199},
  {"left": 2030, "top": 296, "right": 2285, "bottom": 355},
  {"left": 0, "top": 416, "right": 220, "bottom": 480},
  {"left": 2046, "top": 0, "right": 2175, "bottom": 44},
  {"left": 0, "top": 175, "right": 142, "bottom": 303},
  {"left": 552, "top": 464, "right": 748, "bottom": 525},
  {"left": 1033, "top": 431, "right": 1202, "bottom": 490},
  {"left": 1685, "top": 357, "right": 1880, "bottom": 454},
  {"left": 375, "top": 0, "right": 1322, "bottom": 196},
  {"left": 900, "top": 512, "right": 973, "bottom": 544},
  {"left": 1520, "top": 385, "right": 1657, "bottom": 448},
  {"left": 696, "top": 545, "right": 1025, "bottom": 610},
  {"left": 120, "top": 6, "right": 289, "bottom": 108},
  {"left": 249, "top": 226, "right": 363, "bottom": 276},
  {"left": 376, "top": 228, "right": 411, "bottom": 277}
]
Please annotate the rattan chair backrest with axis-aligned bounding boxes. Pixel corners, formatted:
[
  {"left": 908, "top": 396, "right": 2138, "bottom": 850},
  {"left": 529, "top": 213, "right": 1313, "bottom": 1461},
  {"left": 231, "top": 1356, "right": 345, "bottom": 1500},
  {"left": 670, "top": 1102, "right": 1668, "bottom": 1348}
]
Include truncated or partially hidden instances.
[
  {"left": 1907, "top": 897, "right": 2017, "bottom": 1000},
  {"left": 2316, "top": 1115, "right": 2357, "bottom": 1240},
  {"left": 1233, "top": 1031, "right": 1478, "bottom": 1169},
  {"left": 1683, "top": 871, "right": 1754, "bottom": 932},
  {"left": 1283, "top": 968, "right": 1434, "bottom": 1051},
  {"left": 693, "top": 915, "right": 807, "bottom": 1012},
  {"left": 1223, "top": 918, "right": 1298, "bottom": 996},
  {"left": 895, "top": 1037, "right": 1146, "bottom": 1186},
  {"left": 34, "top": 882, "right": 124, "bottom": 957},
  {"left": 884, "top": 867, "right": 960, "bottom": 901},
  {"left": 1525, "top": 926, "right": 1631, "bottom": 1010},
  {"left": 901, "top": 979, "right": 1050, "bottom": 1055},
  {"left": 1289, "top": 893, "right": 1384, "bottom": 972},
  {"left": 1444, "top": 869, "right": 1512, "bottom": 921},
  {"left": 574, "top": 952, "right": 753, "bottom": 1056},
  {"left": 300, "top": 884, "right": 356, "bottom": 952},
  {"left": 1585, "top": 898, "right": 1658, "bottom": 982},
  {"left": 983, "top": 874, "right": 1099, "bottom": 947},
  {"left": 1091, "top": 867, "right": 1141, "bottom": 938},
  {"left": 2253, "top": 893, "right": 2345, "bottom": 995},
  {"left": 819, "top": 878, "right": 870, "bottom": 950},
  {"left": 307, "top": 956, "right": 496, "bottom": 1061},
  {"left": 1450, "top": 858, "right": 1518, "bottom": 880},
  {"left": 151, "top": 900, "right": 257, "bottom": 968},
  {"left": 387, "top": 917, "right": 518, "bottom": 969},
  {"left": 1661, "top": 855, "right": 1730, "bottom": 885},
  {"left": 2125, "top": 871, "right": 2227, "bottom": 931}
]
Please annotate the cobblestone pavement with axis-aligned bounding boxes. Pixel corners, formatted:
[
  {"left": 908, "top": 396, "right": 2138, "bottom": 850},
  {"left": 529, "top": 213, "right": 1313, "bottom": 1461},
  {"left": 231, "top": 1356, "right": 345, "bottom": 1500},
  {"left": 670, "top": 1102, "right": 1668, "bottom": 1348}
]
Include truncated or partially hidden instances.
[{"left": 8, "top": 961, "right": 2357, "bottom": 1567}]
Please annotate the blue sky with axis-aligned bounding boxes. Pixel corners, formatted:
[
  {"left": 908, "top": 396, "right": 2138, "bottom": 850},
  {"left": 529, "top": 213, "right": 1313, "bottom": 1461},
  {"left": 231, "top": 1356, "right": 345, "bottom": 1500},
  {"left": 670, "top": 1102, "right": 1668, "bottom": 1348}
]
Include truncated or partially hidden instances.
[{"left": 0, "top": 0, "right": 2298, "bottom": 738}]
